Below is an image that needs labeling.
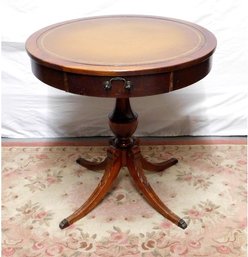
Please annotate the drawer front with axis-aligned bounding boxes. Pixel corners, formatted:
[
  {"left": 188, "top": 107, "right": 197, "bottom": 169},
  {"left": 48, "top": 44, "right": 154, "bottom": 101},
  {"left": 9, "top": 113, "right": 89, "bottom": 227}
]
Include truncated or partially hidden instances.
[{"left": 67, "top": 73, "right": 171, "bottom": 98}]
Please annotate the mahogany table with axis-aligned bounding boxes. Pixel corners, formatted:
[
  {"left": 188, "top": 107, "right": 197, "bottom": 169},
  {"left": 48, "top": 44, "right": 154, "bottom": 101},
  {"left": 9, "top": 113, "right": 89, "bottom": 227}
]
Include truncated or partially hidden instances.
[{"left": 26, "top": 15, "right": 217, "bottom": 230}]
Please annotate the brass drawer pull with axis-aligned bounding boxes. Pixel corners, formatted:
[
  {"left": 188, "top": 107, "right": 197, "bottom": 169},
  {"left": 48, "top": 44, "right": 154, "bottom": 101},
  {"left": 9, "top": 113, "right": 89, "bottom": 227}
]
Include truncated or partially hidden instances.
[{"left": 104, "top": 77, "right": 132, "bottom": 91}]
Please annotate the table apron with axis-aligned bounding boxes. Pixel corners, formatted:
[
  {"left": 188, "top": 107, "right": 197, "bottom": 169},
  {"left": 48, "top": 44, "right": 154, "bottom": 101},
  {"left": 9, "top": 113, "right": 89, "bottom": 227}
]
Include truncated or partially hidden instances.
[{"left": 31, "top": 57, "right": 212, "bottom": 98}]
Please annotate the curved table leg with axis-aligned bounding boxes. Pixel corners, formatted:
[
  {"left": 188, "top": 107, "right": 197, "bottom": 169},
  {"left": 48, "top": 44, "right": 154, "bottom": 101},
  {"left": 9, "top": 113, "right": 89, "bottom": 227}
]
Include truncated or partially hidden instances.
[
  {"left": 60, "top": 147, "right": 122, "bottom": 229},
  {"left": 141, "top": 156, "right": 178, "bottom": 172},
  {"left": 76, "top": 157, "right": 107, "bottom": 171},
  {"left": 127, "top": 146, "right": 187, "bottom": 229}
]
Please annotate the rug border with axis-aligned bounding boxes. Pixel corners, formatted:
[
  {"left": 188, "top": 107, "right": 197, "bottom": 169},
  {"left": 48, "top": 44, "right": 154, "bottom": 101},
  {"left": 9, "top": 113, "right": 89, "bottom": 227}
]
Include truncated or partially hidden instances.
[{"left": 1, "top": 137, "right": 247, "bottom": 147}]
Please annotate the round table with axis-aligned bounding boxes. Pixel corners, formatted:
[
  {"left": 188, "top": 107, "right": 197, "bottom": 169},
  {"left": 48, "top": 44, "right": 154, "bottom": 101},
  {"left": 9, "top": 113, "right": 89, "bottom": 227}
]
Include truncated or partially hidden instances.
[{"left": 26, "top": 15, "right": 217, "bottom": 230}]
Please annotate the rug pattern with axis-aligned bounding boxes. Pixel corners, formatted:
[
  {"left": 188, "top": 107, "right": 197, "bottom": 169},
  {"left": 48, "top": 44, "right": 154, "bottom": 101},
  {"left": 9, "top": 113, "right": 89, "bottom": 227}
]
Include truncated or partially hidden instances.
[{"left": 2, "top": 144, "right": 247, "bottom": 257}]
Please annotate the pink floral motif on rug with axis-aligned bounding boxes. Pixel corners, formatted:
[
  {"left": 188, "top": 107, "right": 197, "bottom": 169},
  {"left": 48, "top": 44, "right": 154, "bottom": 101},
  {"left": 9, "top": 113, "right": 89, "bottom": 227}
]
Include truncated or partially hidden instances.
[{"left": 2, "top": 144, "right": 247, "bottom": 257}]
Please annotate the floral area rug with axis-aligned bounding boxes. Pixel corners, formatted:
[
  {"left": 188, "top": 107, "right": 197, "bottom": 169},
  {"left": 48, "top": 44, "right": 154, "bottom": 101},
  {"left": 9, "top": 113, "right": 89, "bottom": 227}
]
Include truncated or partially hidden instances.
[{"left": 2, "top": 142, "right": 247, "bottom": 257}]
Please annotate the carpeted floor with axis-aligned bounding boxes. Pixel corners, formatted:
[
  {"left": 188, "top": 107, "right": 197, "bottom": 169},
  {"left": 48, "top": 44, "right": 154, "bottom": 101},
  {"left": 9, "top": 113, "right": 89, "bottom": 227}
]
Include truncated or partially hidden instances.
[{"left": 2, "top": 139, "right": 247, "bottom": 256}]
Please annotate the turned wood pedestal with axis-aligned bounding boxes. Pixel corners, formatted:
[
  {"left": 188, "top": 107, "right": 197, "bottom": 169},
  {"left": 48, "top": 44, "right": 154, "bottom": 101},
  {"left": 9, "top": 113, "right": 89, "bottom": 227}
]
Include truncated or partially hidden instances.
[
  {"left": 26, "top": 15, "right": 216, "bottom": 230},
  {"left": 60, "top": 98, "right": 187, "bottom": 229}
]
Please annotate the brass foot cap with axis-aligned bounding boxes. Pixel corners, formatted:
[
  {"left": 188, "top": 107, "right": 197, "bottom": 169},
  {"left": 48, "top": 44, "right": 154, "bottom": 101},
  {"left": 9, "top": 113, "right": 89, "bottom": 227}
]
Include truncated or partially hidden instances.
[
  {"left": 178, "top": 219, "right": 187, "bottom": 229},
  {"left": 59, "top": 219, "right": 70, "bottom": 229},
  {"left": 171, "top": 158, "right": 179, "bottom": 164}
]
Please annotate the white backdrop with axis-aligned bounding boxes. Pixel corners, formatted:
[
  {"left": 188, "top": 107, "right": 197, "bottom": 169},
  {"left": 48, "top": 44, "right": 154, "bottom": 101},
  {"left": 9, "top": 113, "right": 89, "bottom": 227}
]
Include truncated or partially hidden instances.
[{"left": 2, "top": 0, "right": 248, "bottom": 138}]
